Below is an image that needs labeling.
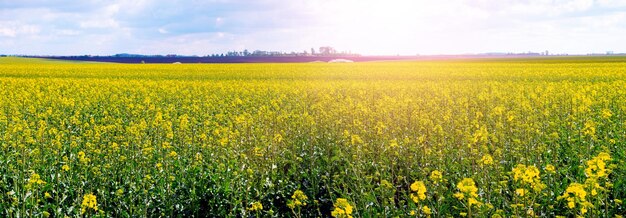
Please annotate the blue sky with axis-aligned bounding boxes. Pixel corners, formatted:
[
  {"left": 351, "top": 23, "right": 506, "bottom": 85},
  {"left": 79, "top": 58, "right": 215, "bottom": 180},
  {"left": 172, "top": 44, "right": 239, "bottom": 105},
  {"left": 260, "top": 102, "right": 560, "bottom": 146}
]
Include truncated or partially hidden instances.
[{"left": 1, "top": 0, "right": 626, "bottom": 55}]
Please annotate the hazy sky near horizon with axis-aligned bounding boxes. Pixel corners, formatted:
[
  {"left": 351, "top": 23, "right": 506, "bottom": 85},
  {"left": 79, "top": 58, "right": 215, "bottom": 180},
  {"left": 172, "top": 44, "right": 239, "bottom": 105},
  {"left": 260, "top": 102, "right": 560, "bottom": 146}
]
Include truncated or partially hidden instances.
[{"left": 2, "top": 0, "right": 626, "bottom": 55}]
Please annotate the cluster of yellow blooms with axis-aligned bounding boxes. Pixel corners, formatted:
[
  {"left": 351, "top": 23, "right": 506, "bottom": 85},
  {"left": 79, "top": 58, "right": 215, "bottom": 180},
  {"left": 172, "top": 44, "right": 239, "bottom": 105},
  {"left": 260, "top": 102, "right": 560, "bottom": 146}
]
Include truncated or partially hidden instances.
[
  {"left": 77, "top": 151, "right": 90, "bottom": 164},
  {"left": 479, "top": 154, "right": 494, "bottom": 166},
  {"left": 558, "top": 183, "right": 592, "bottom": 214},
  {"left": 558, "top": 152, "right": 613, "bottom": 216},
  {"left": 81, "top": 193, "right": 98, "bottom": 214},
  {"left": 410, "top": 181, "right": 427, "bottom": 203},
  {"left": 422, "top": 205, "right": 432, "bottom": 216},
  {"left": 429, "top": 170, "right": 442, "bottom": 183},
  {"left": 25, "top": 172, "right": 46, "bottom": 189},
  {"left": 511, "top": 164, "right": 546, "bottom": 194},
  {"left": 585, "top": 152, "right": 611, "bottom": 179},
  {"left": 248, "top": 201, "right": 263, "bottom": 212},
  {"left": 331, "top": 198, "right": 354, "bottom": 218},
  {"left": 454, "top": 178, "right": 480, "bottom": 206},
  {"left": 287, "top": 190, "right": 308, "bottom": 209},
  {"left": 545, "top": 164, "right": 556, "bottom": 174}
]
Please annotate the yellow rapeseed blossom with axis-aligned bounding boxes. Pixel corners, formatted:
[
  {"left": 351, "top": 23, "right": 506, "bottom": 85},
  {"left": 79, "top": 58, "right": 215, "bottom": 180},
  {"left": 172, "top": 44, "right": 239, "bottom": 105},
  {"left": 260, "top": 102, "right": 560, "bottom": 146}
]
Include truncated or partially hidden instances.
[
  {"left": 558, "top": 183, "right": 592, "bottom": 214},
  {"left": 78, "top": 151, "right": 90, "bottom": 164},
  {"left": 331, "top": 198, "right": 354, "bottom": 218},
  {"left": 422, "top": 205, "right": 432, "bottom": 215},
  {"left": 480, "top": 154, "right": 494, "bottom": 166},
  {"left": 287, "top": 190, "right": 308, "bottom": 209},
  {"left": 512, "top": 164, "right": 545, "bottom": 192},
  {"left": 430, "top": 170, "right": 443, "bottom": 182},
  {"left": 545, "top": 164, "right": 556, "bottom": 173},
  {"left": 585, "top": 152, "right": 611, "bottom": 179},
  {"left": 515, "top": 188, "right": 527, "bottom": 197},
  {"left": 455, "top": 178, "right": 480, "bottom": 206},
  {"left": 248, "top": 201, "right": 263, "bottom": 212},
  {"left": 410, "top": 181, "right": 427, "bottom": 203},
  {"left": 26, "top": 172, "right": 46, "bottom": 189},
  {"left": 81, "top": 193, "right": 98, "bottom": 214},
  {"left": 169, "top": 151, "right": 178, "bottom": 158},
  {"left": 512, "top": 164, "right": 540, "bottom": 184}
]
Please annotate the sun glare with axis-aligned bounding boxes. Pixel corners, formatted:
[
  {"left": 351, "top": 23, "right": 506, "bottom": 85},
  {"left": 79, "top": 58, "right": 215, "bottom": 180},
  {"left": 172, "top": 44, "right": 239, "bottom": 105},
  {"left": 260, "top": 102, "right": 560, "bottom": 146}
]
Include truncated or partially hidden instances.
[{"left": 310, "top": 0, "right": 449, "bottom": 55}]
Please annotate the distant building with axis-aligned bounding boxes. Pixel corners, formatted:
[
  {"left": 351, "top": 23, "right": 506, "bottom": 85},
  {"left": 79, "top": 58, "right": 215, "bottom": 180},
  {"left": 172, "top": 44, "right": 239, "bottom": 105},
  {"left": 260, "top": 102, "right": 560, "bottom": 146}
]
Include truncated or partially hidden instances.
[{"left": 319, "top": 46, "right": 337, "bottom": 55}]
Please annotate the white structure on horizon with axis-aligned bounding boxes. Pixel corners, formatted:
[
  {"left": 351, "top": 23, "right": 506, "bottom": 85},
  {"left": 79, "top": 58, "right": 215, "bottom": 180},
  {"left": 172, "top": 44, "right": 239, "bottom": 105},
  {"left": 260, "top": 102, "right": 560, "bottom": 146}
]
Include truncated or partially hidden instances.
[{"left": 328, "top": 59, "right": 354, "bottom": 63}]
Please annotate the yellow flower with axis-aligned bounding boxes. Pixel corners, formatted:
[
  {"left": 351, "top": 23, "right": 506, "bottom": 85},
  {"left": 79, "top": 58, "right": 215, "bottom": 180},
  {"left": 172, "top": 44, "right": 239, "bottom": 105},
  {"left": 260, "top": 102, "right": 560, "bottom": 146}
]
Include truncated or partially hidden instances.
[
  {"left": 78, "top": 151, "right": 90, "bottom": 164},
  {"left": 430, "top": 170, "right": 443, "bottom": 182},
  {"left": 422, "top": 205, "right": 432, "bottom": 215},
  {"left": 410, "top": 181, "right": 427, "bottom": 203},
  {"left": 454, "top": 192, "right": 465, "bottom": 200},
  {"left": 468, "top": 198, "right": 480, "bottom": 206},
  {"left": 480, "top": 154, "right": 494, "bottom": 166},
  {"left": 331, "top": 198, "right": 354, "bottom": 218},
  {"left": 248, "top": 201, "right": 263, "bottom": 212},
  {"left": 350, "top": 135, "right": 363, "bottom": 145},
  {"left": 273, "top": 133, "right": 283, "bottom": 143},
  {"left": 601, "top": 108, "right": 613, "bottom": 119},
  {"left": 545, "top": 164, "right": 556, "bottom": 173},
  {"left": 512, "top": 164, "right": 540, "bottom": 184},
  {"left": 585, "top": 152, "right": 611, "bottom": 179},
  {"left": 61, "top": 165, "right": 70, "bottom": 171},
  {"left": 81, "top": 193, "right": 98, "bottom": 214},
  {"left": 515, "top": 188, "right": 527, "bottom": 197},
  {"left": 558, "top": 183, "right": 590, "bottom": 212},
  {"left": 456, "top": 178, "right": 478, "bottom": 198},
  {"left": 45, "top": 192, "right": 52, "bottom": 199},
  {"left": 511, "top": 164, "right": 545, "bottom": 192},
  {"left": 455, "top": 178, "right": 480, "bottom": 206},
  {"left": 567, "top": 201, "right": 575, "bottom": 209},
  {"left": 169, "top": 151, "right": 178, "bottom": 158},
  {"left": 287, "top": 190, "right": 308, "bottom": 209},
  {"left": 26, "top": 172, "right": 46, "bottom": 189}
]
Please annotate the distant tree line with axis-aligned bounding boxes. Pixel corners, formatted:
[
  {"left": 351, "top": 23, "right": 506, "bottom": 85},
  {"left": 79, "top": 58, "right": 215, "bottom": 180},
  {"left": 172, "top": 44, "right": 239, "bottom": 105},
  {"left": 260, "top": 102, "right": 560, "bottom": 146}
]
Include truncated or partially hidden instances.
[{"left": 210, "top": 47, "right": 359, "bottom": 57}]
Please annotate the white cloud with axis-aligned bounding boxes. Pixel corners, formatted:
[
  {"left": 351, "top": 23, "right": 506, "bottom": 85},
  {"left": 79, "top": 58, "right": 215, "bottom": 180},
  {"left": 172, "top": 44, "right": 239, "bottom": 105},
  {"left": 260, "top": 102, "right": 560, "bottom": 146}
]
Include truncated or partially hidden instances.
[
  {"left": 0, "top": 22, "right": 40, "bottom": 38},
  {"left": 79, "top": 19, "right": 120, "bottom": 29},
  {"left": 596, "top": 0, "right": 626, "bottom": 7},
  {"left": 215, "top": 17, "right": 224, "bottom": 27},
  {"left": 55, "top": 29, "right": 81, "bottom": 36},
  {"left": 0, "top": 28, "right": 17, "bottom": 37}
]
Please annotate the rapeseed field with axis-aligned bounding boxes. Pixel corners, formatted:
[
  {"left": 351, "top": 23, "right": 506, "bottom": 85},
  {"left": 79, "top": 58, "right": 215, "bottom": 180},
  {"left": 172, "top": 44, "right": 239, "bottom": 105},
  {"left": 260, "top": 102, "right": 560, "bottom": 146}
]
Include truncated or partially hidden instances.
[{"left": 0, "top": 57, "right": 625, "bottom": 217}]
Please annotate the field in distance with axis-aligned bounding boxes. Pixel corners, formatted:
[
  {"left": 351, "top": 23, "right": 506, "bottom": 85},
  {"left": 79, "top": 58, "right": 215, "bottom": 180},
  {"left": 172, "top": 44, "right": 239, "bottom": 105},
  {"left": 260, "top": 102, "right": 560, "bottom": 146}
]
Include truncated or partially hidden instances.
[{"left": 0, "top": 56, "right": 625, "bottom": 217}]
